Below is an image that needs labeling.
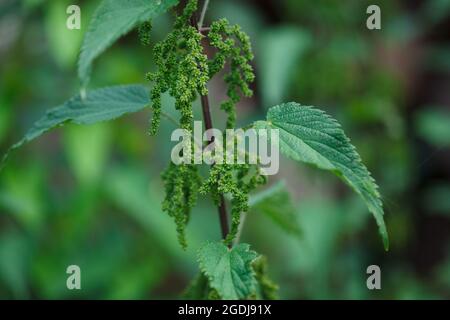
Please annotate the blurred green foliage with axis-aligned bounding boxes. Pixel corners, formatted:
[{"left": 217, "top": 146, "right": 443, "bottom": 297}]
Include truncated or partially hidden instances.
[{"left": 0, "top": 0, "right": 449, "bottom": 299}]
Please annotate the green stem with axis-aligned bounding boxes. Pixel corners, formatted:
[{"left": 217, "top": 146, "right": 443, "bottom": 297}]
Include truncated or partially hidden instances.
[{"left": 191, "top": 7, "right": 231, "bottom": 244}]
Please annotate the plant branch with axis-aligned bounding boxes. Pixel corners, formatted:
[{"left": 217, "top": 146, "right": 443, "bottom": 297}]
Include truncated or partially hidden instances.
[
  {"left": 200, "top": 94, "right": 230, "bottom": 241},
  {"left": 191, "top": 10, "right": 230, "bottom": 242}
]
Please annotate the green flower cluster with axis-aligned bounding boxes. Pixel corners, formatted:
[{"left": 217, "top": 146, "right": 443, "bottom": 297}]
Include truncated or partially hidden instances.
[
  {"left": 161, "top": 163, "right": 201, "bottom": 249},
  {"left": 138, "top": 21, "right": 152, "bottom": 46},
  {"left": 146, "top": 0, "right": 208, "bottom": 248},
  {"left": 147, "top": 0, "right": 208, "bottom": 135},
  {"left": 146, "top": 0, "right": 264, "bottom": 249},
  {"left": 200, "top": 164, "right": 267, "bottom": 245},
  {"left": 208, "top": 19, "right": 255, "bottom": 129}
]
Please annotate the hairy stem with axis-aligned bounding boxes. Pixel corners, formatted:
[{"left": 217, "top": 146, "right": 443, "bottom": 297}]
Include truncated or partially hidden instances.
[{"left": 192, "top": 10, "right": 231, "bottom": 242}]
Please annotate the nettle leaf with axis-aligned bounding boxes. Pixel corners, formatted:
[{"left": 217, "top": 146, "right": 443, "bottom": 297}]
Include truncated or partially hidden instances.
[
  {"left": 78, "top": 0, "right": 179, "bottom": 85},
  {"left": 255, "top": 102, "right": 389, "bottom": 250},
  {"left": 249, "top": 181, "right": 301, "bottom": 237},
  {"left": 1, "top": 85, "right": 150, "bottom": 169},
  {"left": 198, "top": 242, "right": 258, "bottom": 300}
]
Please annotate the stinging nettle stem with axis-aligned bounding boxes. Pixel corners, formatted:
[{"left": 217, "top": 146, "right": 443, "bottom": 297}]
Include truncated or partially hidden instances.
[
  {"left": 191, "top": 8, "right": 231, "bottom": 243},
  {"left": 200, "top": 94, "right": 230, "bottom": 241}
]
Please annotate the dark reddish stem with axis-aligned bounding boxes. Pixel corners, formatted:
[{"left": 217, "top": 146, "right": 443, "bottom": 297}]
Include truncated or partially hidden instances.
[
  {"left": 200, "top": 94, "right": 230, "bottom": 240},
  {"left": 191, "top": 13, "right": 230, "bottom": 241}
]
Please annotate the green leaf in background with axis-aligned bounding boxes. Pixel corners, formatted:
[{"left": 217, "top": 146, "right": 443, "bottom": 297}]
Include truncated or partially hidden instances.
[
  {"left": 415, "top": 108, "right": 450, "bottom": 147},
  {"left": 44, "top": 0, "right": 85, "bottom": 68},
  {"left": 1, "top": 85, "right": 150, "bottom": 170},
  {"left": 21, "top": 0, "right": 45, "bottom": 10},
  {"left": 0, "top": 165, "right": 45, "bottom": 232},
  {"left": 209, "top": 0, "right": 263, "bottom": 41},
  {"left": 63, "top": 123, "right": 113, "bottom": 187},
  {"left": 258, "top": 27, "right": 310, "bottom": 108},
  {"left": 198, "top": 242, "right": 258, "bottom": 300},
  {"left": 252, "top": 256, "right": 278, "bottom": 300},
  {"left": 105, "top": 167, "right": 182, "bottom": 257},
  {"left": 249, "top": 181, "right": 301, "bottom": 237},
  {"left": 183, "top": 273, "right": 212, "bottom": 300},
  {"left": 255, "top": 102, "right": 389, "bottom": 250},
  {"left": 78, "top": 0, "right": 179, "bottom": 85},
  {"left": 0, "top": 231, "right": 30, "bottom": 299}
]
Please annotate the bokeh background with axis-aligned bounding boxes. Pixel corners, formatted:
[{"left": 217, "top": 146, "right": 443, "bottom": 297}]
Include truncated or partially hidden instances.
[{"left": 0, "top": 0, "right": 449, "bottom": 299}]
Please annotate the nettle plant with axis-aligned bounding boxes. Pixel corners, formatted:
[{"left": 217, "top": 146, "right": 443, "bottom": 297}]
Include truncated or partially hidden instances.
[{"left": 1, "top": 0, "right": 388, "bottom": 299}]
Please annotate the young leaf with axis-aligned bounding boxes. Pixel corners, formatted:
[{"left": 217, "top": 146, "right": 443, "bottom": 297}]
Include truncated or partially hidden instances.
[
  {"left": 255, "top": 102, "right": 389, "bottom": 250},
  {"left": 249, "top": 181, "right": 301, "bottom": 237},
  {"left": 78, "top": 0, "right": 179, "bottom": 85},
  {"left": 1, "top": 85, "right": 150, "bottom": 170},
  {"left": 198, "top": 242, "right": 258, "bottom": 300}
]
